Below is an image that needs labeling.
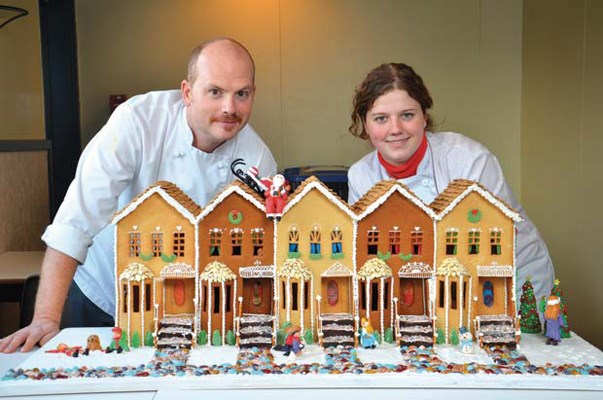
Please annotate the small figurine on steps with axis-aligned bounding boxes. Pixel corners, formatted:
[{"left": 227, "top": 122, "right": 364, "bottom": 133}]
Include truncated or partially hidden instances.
[
  {"left": 544, "top": 295, "right": 565, "bottom": 346},
  {"left": 360, "top": 317, "right": 377, "bottom": 349}
]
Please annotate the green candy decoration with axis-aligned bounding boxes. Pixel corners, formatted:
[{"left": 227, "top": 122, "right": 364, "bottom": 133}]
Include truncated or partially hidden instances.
[
  {"left": 228, "top": 209, "right": 243, "bottom": 225},
  {"left": 468, "top": 209, "right": 482, "bottom": 223}
]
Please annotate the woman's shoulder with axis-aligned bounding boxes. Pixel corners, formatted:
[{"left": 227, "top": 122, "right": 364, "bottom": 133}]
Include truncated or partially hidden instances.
[
  {"left": 348, "top": 151, "right": 382, "bottom": 179},
  {"left": 428, "top": 131, "right": 491, "bottom": 157}
]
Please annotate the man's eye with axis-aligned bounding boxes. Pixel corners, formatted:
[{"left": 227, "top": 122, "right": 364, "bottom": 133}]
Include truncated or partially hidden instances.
[
  {"left": 209, "top": 88, "right": 221, "bottom": 96},
  {"left": 236, "top": 90, "right": 250, "bottom": 99}
]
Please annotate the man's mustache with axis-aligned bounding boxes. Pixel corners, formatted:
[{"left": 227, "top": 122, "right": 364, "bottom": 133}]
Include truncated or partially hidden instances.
[{"left": 210, "top": 114, "right": 242, "bottom": 124}]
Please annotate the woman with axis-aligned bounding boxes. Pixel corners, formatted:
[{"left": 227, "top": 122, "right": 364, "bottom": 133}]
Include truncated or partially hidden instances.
[{"left": 347, "top": 63, "right": 554, "bottom": 301}]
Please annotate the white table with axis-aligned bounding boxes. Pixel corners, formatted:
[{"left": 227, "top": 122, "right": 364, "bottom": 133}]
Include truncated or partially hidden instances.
[{"left": 1, "top": 328, "right": 602, "bottom": 399}]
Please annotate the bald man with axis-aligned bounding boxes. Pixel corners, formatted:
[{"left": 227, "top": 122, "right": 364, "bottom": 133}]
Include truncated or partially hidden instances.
[{"left": 0, "top": 38, "right": 277, "bottom": 353}]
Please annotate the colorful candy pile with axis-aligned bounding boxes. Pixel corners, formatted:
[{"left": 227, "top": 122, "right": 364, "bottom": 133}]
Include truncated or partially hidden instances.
[{"left": 3, "top": 344, "right": 602, "bottom": 381}]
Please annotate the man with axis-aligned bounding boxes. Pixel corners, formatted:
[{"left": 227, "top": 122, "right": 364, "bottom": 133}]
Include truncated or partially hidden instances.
[{"left": 0, "top": 37, "right": 276, "bottom": 353}]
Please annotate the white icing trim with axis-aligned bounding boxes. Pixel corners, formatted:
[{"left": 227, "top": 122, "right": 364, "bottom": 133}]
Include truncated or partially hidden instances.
[
  {"left": 321, "top": 261, "right": 353, "bottom": 277},
  {"left": 282, "top": 180, "right": 356, "bottom": 219},
  {"left": 207, "top": 279, "right": 212, "bottom": 347},
  {"left": 356, "top": 183, "right": 437, "bottom": 221},
  {"left": 113, "top": 225, "right": 119, "bottom": 329},
  {"left": 196, "top": 184, "right": 265, "bottom": 222},
  {"left": 221, "top": 281, "right": 226, "bottom": 345},
  {"left": 435, "top": 184, "right": 523, "bottom": 222},
  {"left": 112, "top": 186, "right": 197, "bottom": 225},
  {"left": 239, "top": 265, "right": 275, "bottom": 278}
]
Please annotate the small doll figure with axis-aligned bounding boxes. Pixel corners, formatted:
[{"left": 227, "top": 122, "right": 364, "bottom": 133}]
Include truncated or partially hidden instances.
[
  {"left": 544, "top": 295, "right": 565, "bottom": 345},
  {"left": 459, "top": 326, "right": 474, "bottom": 354},
  {"left": 105, "top": 327, "right": 124, "bottom": 353},
  {"left": 283, "top": 325, "right": 304, "bottom": 359},
  {"left": 82, "top": 334, "right": 103, "bottom": 356},
  {"left": 264, "top": 174, "right": 289, "bottom": 221},
  {"left": 360, "top": 317, "right": 377, "bottom": 349}
]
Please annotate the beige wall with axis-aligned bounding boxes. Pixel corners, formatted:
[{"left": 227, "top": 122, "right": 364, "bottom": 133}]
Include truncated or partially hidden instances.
[
  {"left": 522, "top": 0, "right": 603, "bottom": 349},
  {"left": 75, "top": 0, "right": 523, "bottom": 196},
  {"left": 0, "top": 0, "right": 44, "bottom": 140}
]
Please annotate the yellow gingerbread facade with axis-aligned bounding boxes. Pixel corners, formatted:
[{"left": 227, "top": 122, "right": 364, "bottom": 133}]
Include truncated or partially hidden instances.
[{"left": 431, "top": 180, "right": 521, "bottom": 346}]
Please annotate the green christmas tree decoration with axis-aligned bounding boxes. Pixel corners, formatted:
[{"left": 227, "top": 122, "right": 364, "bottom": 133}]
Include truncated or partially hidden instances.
[
  {"left": 197, "top": 330, "right": 208, "bottom": 345},
  {"left": 436, "top": 328, "right": 445, "bottom": 345},
  {"left": 304, "top": 328, "right": 314, "bottom": 344},
  {"left": 211, "top": 330, "right": 222, "bottom": 346},
  {"left": 519, "top": 278, "right": 542, "bottom": 333},
  {"left": 144, "top": 331, "right": 154, "bottom": 346},
  {"left": 226, "top": 330, "right": 236, "bottom": 346},
  {"left": 384, "top": 327, "right": 394, "bottom": 344},
  {"left": 550, "top": 279, "right": 571, "bottom": 338},
  {"left": 130, "top": 331, "right": 141, "bottom": 348},
  {"left": 450, "top": 328, "right": 459, "bottom": 346}
]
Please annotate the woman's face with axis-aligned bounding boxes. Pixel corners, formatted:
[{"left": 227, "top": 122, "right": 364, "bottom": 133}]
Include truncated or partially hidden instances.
[{"left": 364, "top": 89, "right": 426, "bottom": 166}]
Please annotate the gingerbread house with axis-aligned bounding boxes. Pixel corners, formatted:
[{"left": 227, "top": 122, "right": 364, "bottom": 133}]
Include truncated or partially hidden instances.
[
  {"left": 112, "top": 181, "right": 201, "bottom": 348},
  {"left": 196, "top": 180, "right": 275, "bottom": 346},
  {"left": 430, "top": 179, "right": 522, "bottom": 346},
  {"left": 275, "top": 176, "right": 356, "bottom": 347},
  {"left": 352, "top": 180, "right": 437, "bottom": 346}
]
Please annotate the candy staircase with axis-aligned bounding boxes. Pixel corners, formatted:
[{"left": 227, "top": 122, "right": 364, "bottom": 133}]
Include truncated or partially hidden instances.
[
  {"left": 396, "top": 314, "right": 434, "bottom": 347},
  {"left": 238, "top": 313, "right": 274, "bottom": 348},
  {"left": 156, "top": 314, "right": 194, "bottom": 349},
  {"left": 475, "top": 314, "right": 519, "bottom": 348},
  {"left": 319, "top": 313, "right": 355, "bottom": 348}
]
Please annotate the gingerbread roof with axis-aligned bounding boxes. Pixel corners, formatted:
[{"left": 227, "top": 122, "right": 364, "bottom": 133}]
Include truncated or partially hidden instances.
[
  {"left": 283, "top": 176, "right": 355, "bottom": 218},
  {"left": 196, "top": 179, "right": 265, "bottom": 222},
  {"left": 429, "top": 179, "right": 522, "bottom": 222},
  {"left": 112, "top": 181, "right": 202, "bottom": 225},
  {"left": 352, "top": 180, "right": 436, "bottom": 220}
]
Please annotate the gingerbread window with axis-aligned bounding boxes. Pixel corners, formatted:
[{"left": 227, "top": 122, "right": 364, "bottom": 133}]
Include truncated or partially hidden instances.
[
  {"left": 468, "top": 229, "right": 481, "bottom": 255},
  {"left": 411, "top": 229, "right": 423, "bottom": 255},
  {"left": 209, "top": 229, "right": 222, "bottom": 257},
  {"left": 173, "top": 231, "right": 185, "bottom": 257},
  {"left": 128, "top": 231, "right": 141, "bottom": 257},
  {"left": 151, "top": 232, "right": 163, "bottom": 257}
]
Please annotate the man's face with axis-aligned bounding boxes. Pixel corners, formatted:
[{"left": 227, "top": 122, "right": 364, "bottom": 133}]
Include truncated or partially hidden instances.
[{"left": 182, "top": 42, "right": 255, "bottom": 153}]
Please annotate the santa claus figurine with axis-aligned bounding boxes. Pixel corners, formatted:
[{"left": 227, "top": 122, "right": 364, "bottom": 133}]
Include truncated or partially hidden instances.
[{"left": 264, "top": 174, "right": 289, "bottom": 221}]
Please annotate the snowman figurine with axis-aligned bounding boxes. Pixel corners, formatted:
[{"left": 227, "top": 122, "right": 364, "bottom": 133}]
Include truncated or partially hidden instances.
[{"left": 459, "top": 326, "right": 474, "bottom": 354}]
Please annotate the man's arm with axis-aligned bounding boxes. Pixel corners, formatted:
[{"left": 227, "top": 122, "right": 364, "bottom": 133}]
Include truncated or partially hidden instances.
[{"left": 0, "top": 248, "right": 78, "bottom": 353}]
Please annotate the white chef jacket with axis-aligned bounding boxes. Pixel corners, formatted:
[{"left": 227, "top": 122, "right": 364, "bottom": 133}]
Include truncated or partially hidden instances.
[
  {"left": 42, "top": 90, "right": 277, "bottom": 317},
  {"left": 348, "top": 131, "right": 555, "bottom": 302}
]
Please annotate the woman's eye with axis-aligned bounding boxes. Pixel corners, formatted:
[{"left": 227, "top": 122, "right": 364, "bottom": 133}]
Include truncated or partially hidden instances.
[
  {"left": 374, "top": 116, "right": 386, "bottom": 123},
  {"left": 402, "top": 112, "right": 414, "bottom": 120}
]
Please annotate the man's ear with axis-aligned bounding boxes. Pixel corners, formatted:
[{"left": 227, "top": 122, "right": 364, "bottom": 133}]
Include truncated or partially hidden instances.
[{"left": 181, "top": 79, "right": 192, "bottom": 106}]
